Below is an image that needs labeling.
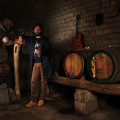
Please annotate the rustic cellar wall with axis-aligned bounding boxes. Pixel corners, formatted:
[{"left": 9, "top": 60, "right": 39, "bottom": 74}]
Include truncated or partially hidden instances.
[
  {"left": 0, "top": 0, "right": 44, "bottom": 60},
  {"left": 0, "top": 0, "right": 44, "bottom": 91},
  {"left": 43, "top": 0, "right": 120, "bottom": 74},
  {"left": 43, "top": 0, "right": 120, "bottom": 50},
  {"left": 0, "top": 0, "right": 43, "bottom": 29},
  {"left": 0, "top": 0, "right": 120, "bottom": 63},
  {"left": 0, "top": 0, "right": 120, "bottom": 91}
]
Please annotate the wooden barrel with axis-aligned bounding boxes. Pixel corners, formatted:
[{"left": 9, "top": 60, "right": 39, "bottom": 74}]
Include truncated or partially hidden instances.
[
  {"left": 0, "top": 62, "right": 10, "bottom": 78},
  {"left": 87, "top": 50, "right": 120, "bottom": 83},
  {"left": 63, "top": 51, "right": 85, "bottom": 78}
]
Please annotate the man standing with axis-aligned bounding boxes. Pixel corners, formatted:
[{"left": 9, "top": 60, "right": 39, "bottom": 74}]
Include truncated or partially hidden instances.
[
  {"left": 4, "top": 23, "right": 52, "bottom": 107},
  {"left": 23, "top": 23, "right": 52, "bottom": 107}
]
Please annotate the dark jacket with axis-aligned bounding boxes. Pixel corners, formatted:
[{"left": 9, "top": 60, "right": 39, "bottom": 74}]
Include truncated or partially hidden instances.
[{"left": 24, "top": 36, "right": 52, "bottom": 79}]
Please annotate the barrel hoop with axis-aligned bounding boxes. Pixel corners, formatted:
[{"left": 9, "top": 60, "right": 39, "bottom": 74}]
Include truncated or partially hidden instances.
[{"left": 87, "top": 50, "right": 115, "bottom": 83}]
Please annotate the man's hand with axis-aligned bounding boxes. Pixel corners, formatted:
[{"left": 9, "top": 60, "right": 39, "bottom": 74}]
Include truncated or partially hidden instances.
[
  {"left": 35, "top": 49, "right": 41, "bottom": 54},
  {"left": 18, "top": 36, "right": 24, "bottom": 44},
  {"left": 2, "top": 36, "right": 25, "bottom": 46}
]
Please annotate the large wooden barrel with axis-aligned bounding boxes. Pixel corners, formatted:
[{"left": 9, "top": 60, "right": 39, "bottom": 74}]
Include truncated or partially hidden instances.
[
  {"left": 0, "top": 62, "right": 10, "bottom": 78},
  {"left": 63, "top": 51, "right": 85, "bottom": 78},
  {"left": 87, "top": 50, "right": 120, "bottom": 83}
]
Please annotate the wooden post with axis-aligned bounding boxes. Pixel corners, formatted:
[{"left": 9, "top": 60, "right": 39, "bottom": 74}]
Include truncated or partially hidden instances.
[{"left": 14, "top": 44, "right": 21, "bottom": 99}]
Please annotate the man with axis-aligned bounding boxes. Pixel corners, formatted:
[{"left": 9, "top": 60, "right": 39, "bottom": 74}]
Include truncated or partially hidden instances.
[
  {"left": 4, "top": 23, "right": 52, "bottom": 107},
  {"left": 24, "top": 23, "right": 52, "bottom": 107}
]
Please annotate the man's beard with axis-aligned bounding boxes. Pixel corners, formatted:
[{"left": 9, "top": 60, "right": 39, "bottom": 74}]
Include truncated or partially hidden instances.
[{"left": 34, "top": 32, "right": 42, "bottom": 36}]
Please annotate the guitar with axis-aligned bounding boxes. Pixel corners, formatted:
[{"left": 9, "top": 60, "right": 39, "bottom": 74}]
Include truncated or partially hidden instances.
[{"left": 72, "top": 15, "right": 83, "bottom": 50}]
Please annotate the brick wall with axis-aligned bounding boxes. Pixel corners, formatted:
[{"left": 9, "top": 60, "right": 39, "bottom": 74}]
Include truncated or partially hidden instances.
[
  {"left": 1, "top": 0, "right": 120, "bottom": 51},
  {"left": 0, "top": 0, "right": 43, "bottom": 29},
  {"left": 43, "top": 0, "right": 120, "bottom": 51},
  {"left": 0, "top": 0, "right": 120, "bottom": 82}
]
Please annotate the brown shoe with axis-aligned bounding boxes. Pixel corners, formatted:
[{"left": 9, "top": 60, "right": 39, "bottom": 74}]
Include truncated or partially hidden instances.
[
  {"left": 25, "top": 101, "right": 37, "bottom": 108},
  {"left": 37, "top": 100, "right": 44, "bottom": 107}
]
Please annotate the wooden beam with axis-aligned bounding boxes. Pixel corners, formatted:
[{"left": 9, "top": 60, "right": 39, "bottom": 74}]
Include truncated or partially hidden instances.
[
  {"left": 14, "top": 44, "right": 21, "bottom": 99},
  {"left": 50, "top": 75, "right": 120, "bottom": 96}
]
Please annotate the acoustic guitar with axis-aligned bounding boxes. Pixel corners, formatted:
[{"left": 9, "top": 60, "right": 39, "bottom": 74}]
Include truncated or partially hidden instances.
[{"left": 72, "top": 15, "right": 83, "bottom": 50}]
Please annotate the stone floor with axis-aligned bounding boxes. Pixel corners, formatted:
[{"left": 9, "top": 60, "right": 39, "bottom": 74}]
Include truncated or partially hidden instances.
[{"left": 0, "top": 92, "right": 120, "bottom": 120}]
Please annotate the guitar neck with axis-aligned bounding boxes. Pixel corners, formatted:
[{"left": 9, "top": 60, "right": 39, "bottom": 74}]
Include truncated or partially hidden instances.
[
  {"left": 76, "top": 20, "right": 78, "bottom": 40},
  {"left": 76, "top": 15, "right": 80, "bottom": 40}
]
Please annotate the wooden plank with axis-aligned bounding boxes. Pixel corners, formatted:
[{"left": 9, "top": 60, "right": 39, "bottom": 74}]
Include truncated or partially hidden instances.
[
  {"left": 50, "top": 74, "right": 120, "bottom": 96},
  {"left": 14, "top": 44, "right": 21, "bottom": 99}
]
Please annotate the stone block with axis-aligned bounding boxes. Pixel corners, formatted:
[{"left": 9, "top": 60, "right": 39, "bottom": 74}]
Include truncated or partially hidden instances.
[
  {"left": 0, "top": 83, "right": 9, "bottom": 104},
  {"left": 74, "top": 100, "right": 98, "bottom": 114},
  {"left": 74, "top": 89, "right": 98, "bottom": 114},
  {"left": 74, "top": 89, "right": 97, "bottom": 102}
]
